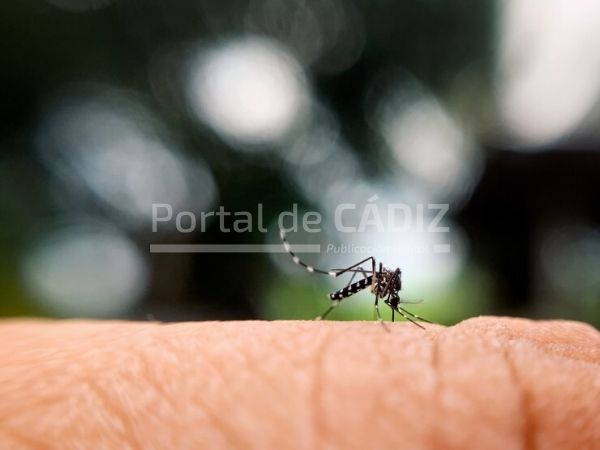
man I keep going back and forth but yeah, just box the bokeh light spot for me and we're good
[187,36,309,147]
[371,75,481,203]
[22,224,149,317]
[498,0,600,146]
[37,86,217,230]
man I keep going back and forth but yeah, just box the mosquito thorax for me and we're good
[372,268,400,295]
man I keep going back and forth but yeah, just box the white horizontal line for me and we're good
[150,244,321,253]
[433,244,451,253]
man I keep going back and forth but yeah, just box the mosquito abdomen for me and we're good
[329,275,373,300]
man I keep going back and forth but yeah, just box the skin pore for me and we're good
[0,316,599,449]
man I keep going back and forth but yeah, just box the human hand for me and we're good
[1,317,599,449]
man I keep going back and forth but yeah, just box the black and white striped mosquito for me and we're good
[280,230,432,328]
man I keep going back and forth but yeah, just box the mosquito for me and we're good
[280,230,433,329]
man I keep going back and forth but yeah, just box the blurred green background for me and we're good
[1,0,599,326]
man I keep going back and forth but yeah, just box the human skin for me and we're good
[0,317,599,450]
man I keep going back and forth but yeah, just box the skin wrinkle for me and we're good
[501,345,535,450]
[0,388,65,424]
[461,319,600,365]
[461,330,529,450]
[82,335,169,449]
[310,326,333,450]
[119,339,204,450]
[506,339,600,449]
[172,321,310,450]
[216,328,282,448]
[185,370,253,450]
[428,331,442,450]
[316,325,355,450]
[155,324,262,448]
[69,346,152,448]
[247,324,317,450]
[76,372,139,450]
[514,338,599,366]
[317,322,438,450]
[0,426,45,449]
[178,374,248,450]
[433,324,529,450]
[81,340,169,449]
[1,318,600,449]
[372,324,423,442]
[460,318,600,450]
[0,360,90,434]
[154,327,250,450]
[0,335,93,425]
[463,323,533,450]
[218,324,288,450]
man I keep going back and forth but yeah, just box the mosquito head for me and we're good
[373,267,402,297]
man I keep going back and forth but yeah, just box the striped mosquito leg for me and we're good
[279,229,332,276]
[328,266,371,285]
[329,256,376,278]
[373,296,383,322]
[315,301,340,320]
[393,307,425,329]
[344,266,369,289]
[351,267,370,284]
[398,307,433,324]
[373,294,390,332]
[345,270,358,287]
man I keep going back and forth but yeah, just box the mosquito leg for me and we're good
[378,265,396,299]
[345,270,358,287]
[393,307,425,329]
[398,307,434,324]
[315,301,340,320]
[330,257,376,278]
[383,290,396,323]
[328,267,371,287]
[375,262,388,295]
[373,261,392,329]
[373,295,382,321]
[359,267,370,280]
[373,292,390,332]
